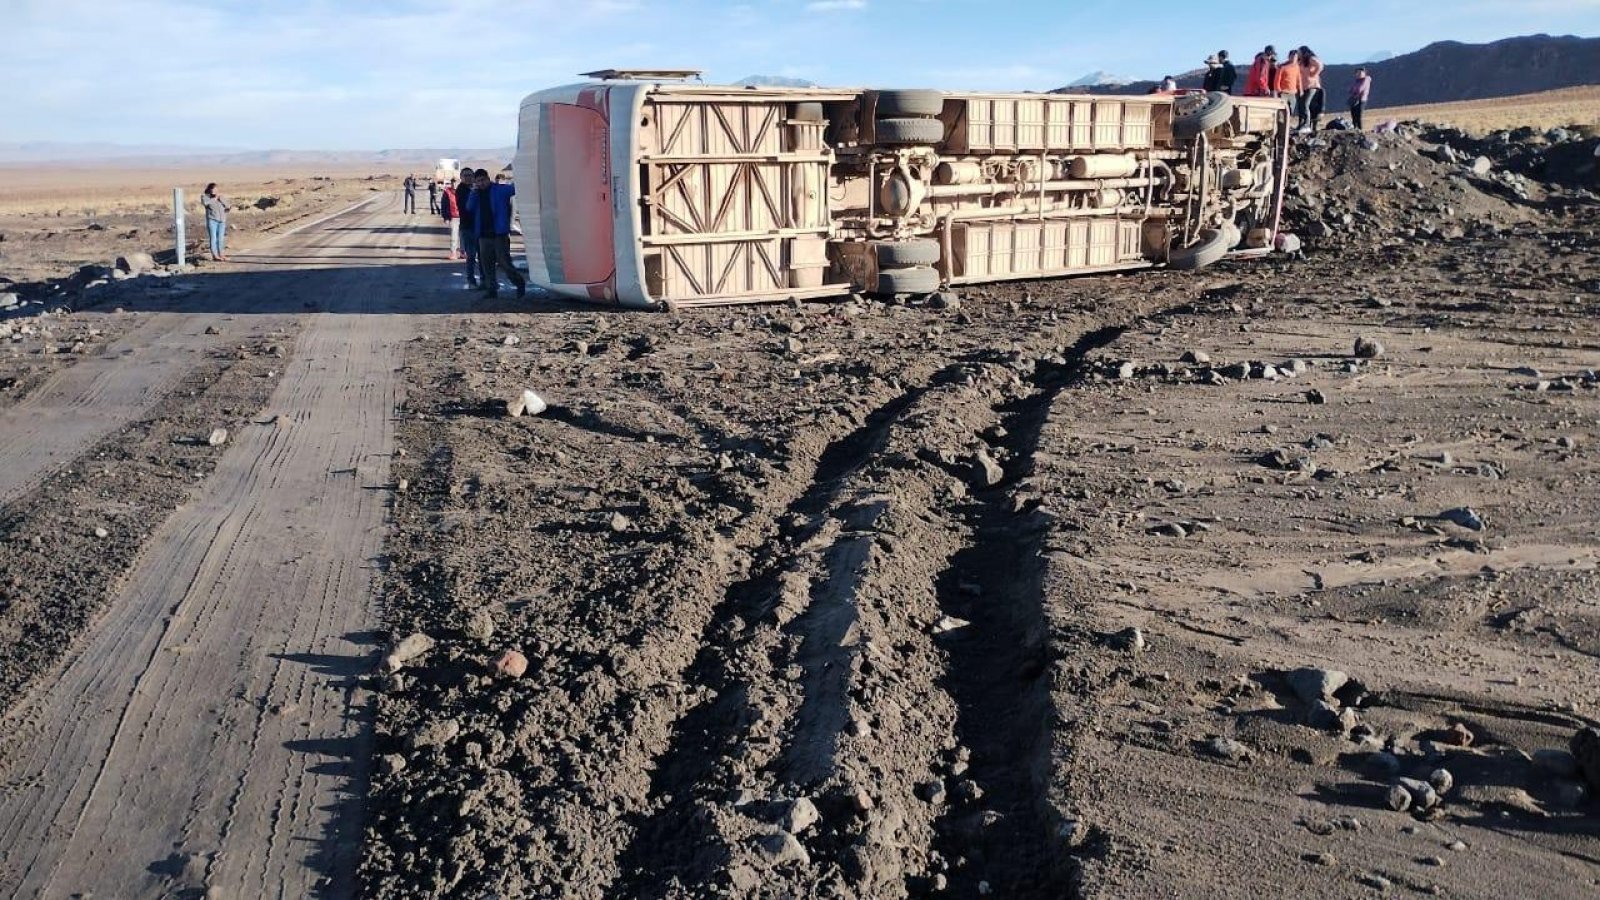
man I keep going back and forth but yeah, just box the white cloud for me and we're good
[805,0,866,10]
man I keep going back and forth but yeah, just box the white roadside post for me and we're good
[173,187,186,267]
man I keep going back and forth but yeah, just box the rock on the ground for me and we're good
[778,797,820,834]
[971,448,1004,487]
[1285,667,1349,704]
[1572,727,1600,789]
[115,252,157,274]
[505,389,548,418]
[1353,336,1386,359]
[752,831,809,866]
[493,649,529,678]
[1198,735,1251,762]
[382,632,435,672]
[206,428,229,447]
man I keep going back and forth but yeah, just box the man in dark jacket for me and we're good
[456,173,480,288]
[464,168,527,299]
[403,174,417,214]
[427,178,439,214]
[1204,51,1238,93]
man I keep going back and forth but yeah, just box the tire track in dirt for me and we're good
[0,193,448,898]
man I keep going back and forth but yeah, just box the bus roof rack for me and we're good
[581,68,703,81]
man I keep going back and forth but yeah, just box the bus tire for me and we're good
[876,117,946,146]
[1172,92,1233,139]
[873,238,941,267]
[1169,229,1232,271]
[875,89,944,118]
[876,265,941,295]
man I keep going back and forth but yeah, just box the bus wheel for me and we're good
[1173,92,1233,139]
[1169,228,1232,271]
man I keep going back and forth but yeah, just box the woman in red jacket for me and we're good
[1244,45,1276,97]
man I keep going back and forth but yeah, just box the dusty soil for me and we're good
[0,127,1595,899]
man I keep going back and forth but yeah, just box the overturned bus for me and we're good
[513,69,1289,309]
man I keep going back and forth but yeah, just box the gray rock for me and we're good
[1469,156,1493,176]
[1436,507,1485,531]
[753,831,809,866]
[1305,389,1327,405]
[917,780,947,803]
[971,448,1004,487]
[779,797,820,833]
[1428,768,1454,795]
[1198,735,1251,762]
[1285,667,1350,704]
[1531,748,1579,779]
[1361,873,1393,892]
[782,336,804,354]
[1181,350,1211,364]
[1353,336,1386,359]
[464,609,496,641]
[206,427,229,447]
[930,292,961,311]
[1396,777,1439,809]
[1384,784,1412,811]
[1111,626,1146,652]
[1115,361,1136,380]
[609,512,633,533]
[382,632,435,672]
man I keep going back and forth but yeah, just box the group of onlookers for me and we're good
[437,168,527,299]
[1154,45,1373,133]
[1243,46,1374,132]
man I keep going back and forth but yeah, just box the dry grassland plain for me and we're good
[1375,84,1600,135]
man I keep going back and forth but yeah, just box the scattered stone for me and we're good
[1396,777,1440,810]
[1436,508,1484,532]
[493,649,529,678]
[779,797,820,834]
[206,427,229,447]
[204,325,222,335]
[1419,855,1444,867]
[971,448,1004,487]
[752,831,809,866]
[1285,667,1349,704]
[930,291,961,311]
[1428,768,1453,795]
[378,753,407,774]
[396,478,409,492]
[1306,851,1336,866]
[1198,735,1251,762]
[609,512,632,533]
[1360,873,1393,892]
[1384,785,1412,812]
[931,615,971,635]
[381,632,435,673]
[1573,727,1600,790]
[502,334,520,346]
[1111,626,1146,652]
[1443,721,1476,746]
[917,780,947,803]
[1469,156,1492,176]
[782,336,804,354]
[92,526,110,540]
[848,787,875,812]
[1533,748,1579,779]
[505,389,548,418]
[1353,336,1386,359]
[1306,389,1327,405]
[1181,350,1211,364]
[1446,840,1467,852]
[1151,522,1188,538]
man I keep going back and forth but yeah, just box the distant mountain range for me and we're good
[0,143,514,169]
[1068,70,1135,87]
[1058,33,1600,107]
[736,75,818,88]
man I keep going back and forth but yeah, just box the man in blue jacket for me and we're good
[465,168,527,299]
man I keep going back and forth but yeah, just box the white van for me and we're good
[514,70,1288,309]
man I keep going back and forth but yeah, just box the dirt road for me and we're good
[0,193,472,897]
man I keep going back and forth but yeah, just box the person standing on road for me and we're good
[1348,67,1373,131]
[439,178,461,260]
[403,174,417,214]
[201,182,229,261]
[456,172,480,288]
[1275,49,1304,129]
[427,178,439,215]
[1244,45,1276,97]
[1298,46,1326,133]
[465,167,527,299]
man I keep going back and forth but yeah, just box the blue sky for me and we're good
[4,0,1597,150]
